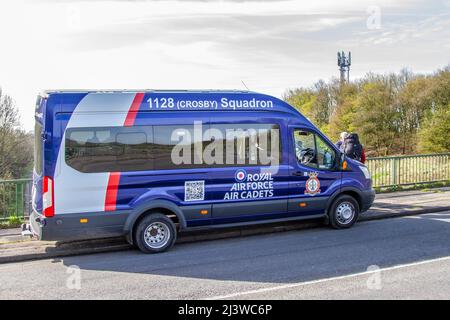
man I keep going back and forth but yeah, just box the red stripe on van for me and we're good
[105,172,121,211]
[124,92,145,126]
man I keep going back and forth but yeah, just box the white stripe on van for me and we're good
[54,93,137,214]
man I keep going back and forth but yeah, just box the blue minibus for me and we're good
[25,90,375,253]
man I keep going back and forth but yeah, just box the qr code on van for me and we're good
[185,180,205,202]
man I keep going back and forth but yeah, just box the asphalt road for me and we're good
[0,211,449,300]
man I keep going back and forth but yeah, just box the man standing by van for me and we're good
[335,132,348,150]
[340,133,366,163]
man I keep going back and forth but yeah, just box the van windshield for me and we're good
[34,121,43,175]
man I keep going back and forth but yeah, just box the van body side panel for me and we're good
[208,165,290,222]
[29,90,375,243]
[54,93,137,214]
[116,169,213,228]
[112,112,291,227]
[48,94,88,176]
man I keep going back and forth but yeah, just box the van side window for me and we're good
[315,135,336,170]
[65,123,281,173]
[66,126,154,173]
[153,125,209,170]
[293,130,336,170]
[294,130,317,167]
[210,124,280,167]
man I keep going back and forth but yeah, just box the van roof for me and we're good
[41,89,305,119]
[40,89,253,96]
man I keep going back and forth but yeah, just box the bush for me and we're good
[0,216,24,229]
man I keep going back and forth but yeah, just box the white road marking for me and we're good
[404,214,450,223]
[206,256,450,300]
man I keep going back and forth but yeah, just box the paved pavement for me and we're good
[0,228,21,237]
[368,187,450,217]
[0,211,448,299]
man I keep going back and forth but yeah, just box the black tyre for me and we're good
[135,213,177,253]
[328,195,359,229]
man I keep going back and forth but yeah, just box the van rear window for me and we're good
[66,126,154,173]
[65,124,280,173]
[34,122,43,175]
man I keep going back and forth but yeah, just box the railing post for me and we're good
[15,182,19,216]
[391,157,398,186]
[18,182,24,218]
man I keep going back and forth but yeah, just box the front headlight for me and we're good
[359,166,371,179]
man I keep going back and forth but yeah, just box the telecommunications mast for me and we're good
[337,51,351,83]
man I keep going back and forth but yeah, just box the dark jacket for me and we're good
[341,134,363,161]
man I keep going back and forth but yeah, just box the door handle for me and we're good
[292,171,304,176]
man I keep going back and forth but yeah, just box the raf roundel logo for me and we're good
[235,169,247,182]
[305,172,321,195]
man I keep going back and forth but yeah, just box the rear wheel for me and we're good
[328,195,359,229]
[135,213,177,253]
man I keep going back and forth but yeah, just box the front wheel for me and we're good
[328,195,359,229]
[135,213,177,253]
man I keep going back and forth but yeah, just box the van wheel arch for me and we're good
[326,188,363,215]
[125,204,185,245]
[327,194,360,229]
[323,188,362,226]
[340,190,362,210]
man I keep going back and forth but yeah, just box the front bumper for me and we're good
[360,188,376,212]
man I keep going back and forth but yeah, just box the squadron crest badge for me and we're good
[305,172,321,195]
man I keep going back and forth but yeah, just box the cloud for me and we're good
[62,13,361,51]
[357,12,450,46]
[40,0,425,53]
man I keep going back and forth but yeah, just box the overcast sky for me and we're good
[0,0,449,131]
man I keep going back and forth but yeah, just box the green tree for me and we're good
[0,89,33,179]
[350,79,401,156]
[414,68,450,153]
[311,80,331,131]
[283,87,317,120]
[328,82,358,142]
[284,66,450,156]
[395,76,427,153]
[283,82,334,135]
[417,104,450,153]
[430,67,450,107]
